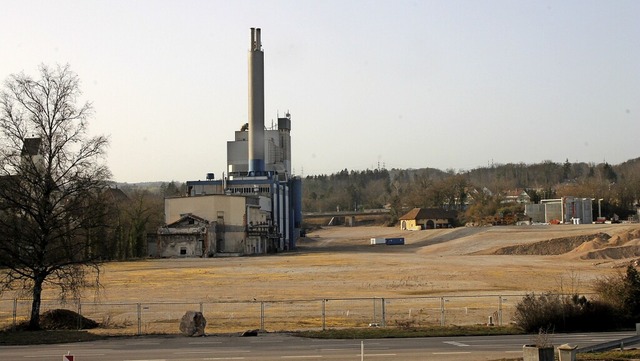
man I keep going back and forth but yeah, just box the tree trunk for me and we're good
[28,275,45,330]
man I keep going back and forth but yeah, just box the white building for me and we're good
[525,197,593,224]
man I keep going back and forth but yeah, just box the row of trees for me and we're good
[302,159,640,224]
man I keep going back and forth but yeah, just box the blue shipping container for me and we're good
[385,237,405,245]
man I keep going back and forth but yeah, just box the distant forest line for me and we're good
[301,157,640,225]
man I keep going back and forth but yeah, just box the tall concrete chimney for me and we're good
[248,27,265,174]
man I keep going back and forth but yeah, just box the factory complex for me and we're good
[150,28,302,258]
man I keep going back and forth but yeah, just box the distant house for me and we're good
[399,208,458,230]
[502,189,531,204]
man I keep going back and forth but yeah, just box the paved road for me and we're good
[0,331,635,361]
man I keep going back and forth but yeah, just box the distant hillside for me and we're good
[119,157,640,225]
[301,157,640,223]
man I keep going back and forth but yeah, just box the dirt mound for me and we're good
[493,233,610,256]
[580,238,640,259]
[581,244,640,260]
[575,229,640,260]
[41,309,99,330]
[13,309,98,330]
[491,228,640,260]
[607,229,640,245]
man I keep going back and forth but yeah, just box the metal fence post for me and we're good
[199,302,203,314]
[498,296,503,326]
[381,298,386,327]
[12,298,17,331]
[372,297,377,324]
[440,297,445,326]
[322,299,326,331]
[260,302,265,331]
[137,303,142,335]
[77,300,82,330]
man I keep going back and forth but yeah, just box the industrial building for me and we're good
[154,28,302,257]
[525,197,594,224]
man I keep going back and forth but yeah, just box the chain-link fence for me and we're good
[0,294,524,335]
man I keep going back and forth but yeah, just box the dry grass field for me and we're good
[87,223,640,302]
[4,223,640,334]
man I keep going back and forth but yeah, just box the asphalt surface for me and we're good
[0,331,636,361]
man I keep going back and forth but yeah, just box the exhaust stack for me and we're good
[248,27,265,174]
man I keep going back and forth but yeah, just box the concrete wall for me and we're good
[227,129,291,174]
[400,219,421,231]
[563,197,593,224]
[165,195,246,225]
[525,204,545,223]
[245,236,266,254]
[227,138,248,173]
[158,232,204,258]
[532,197,594,224]
[165,195,247,254]
[544,201,562,223]
[188,182,225,196]
[155,218,217,258]
[248,206,267,224]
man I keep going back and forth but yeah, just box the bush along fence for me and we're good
[0,294,526,335]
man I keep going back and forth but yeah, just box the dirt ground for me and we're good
[89,223,640,303]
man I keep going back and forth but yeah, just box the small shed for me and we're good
[399,208,457,230]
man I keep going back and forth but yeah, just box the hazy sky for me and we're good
[2,1,638,182]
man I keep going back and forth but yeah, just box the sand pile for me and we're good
[579,229,640,260]
[575,229,640,259]
[571,235,612,253]
[580,242,640,260]
[491,228,640,260]
[493,233,610,256]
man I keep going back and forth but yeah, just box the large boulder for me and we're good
[179,311,207,336]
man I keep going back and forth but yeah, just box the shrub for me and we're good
[513,292,620,333]
[593,264,640,326]
[514,292,561,333]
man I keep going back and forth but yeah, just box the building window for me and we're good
[180,247,187,255]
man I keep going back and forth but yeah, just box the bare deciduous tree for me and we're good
[0,64,110,330]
